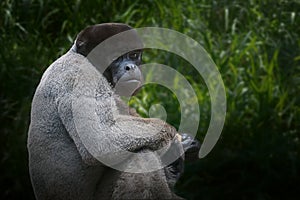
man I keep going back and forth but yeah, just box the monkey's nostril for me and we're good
[125,64,136,71]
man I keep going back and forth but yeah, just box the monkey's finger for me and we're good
[175,133,182,142]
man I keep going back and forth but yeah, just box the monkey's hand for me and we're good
[181,133,200,162]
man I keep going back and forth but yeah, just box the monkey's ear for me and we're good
[76,40,85,48]
[75,39,86,54]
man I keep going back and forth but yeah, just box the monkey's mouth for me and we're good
[115,78,142,97]
[122,79,141,83]
[118,78,142,86]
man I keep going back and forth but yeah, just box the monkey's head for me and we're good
[74,23,143,96]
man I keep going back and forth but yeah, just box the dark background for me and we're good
[1,0,300,199]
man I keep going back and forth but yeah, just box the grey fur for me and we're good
[27,49,183,199]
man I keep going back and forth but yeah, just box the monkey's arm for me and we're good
[115,98,200,161]
[115,95,200,188]
[56,59,176,166]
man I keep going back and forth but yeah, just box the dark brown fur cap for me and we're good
[76,23,137,56]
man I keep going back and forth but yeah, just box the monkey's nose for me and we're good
[125,64,137,71]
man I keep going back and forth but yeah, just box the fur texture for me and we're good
[27,50,182,199]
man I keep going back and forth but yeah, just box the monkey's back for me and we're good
[27,51,103,200]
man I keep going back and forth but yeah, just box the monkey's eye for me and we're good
[128,51,140,60]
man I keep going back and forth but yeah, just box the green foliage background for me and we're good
[1,0,300,199]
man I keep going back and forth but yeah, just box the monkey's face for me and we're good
[74,23,144,96]
[104,50,143,96]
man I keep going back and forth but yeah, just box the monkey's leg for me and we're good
[113,152,172,199]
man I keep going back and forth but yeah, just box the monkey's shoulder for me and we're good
[34,52,90,97]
